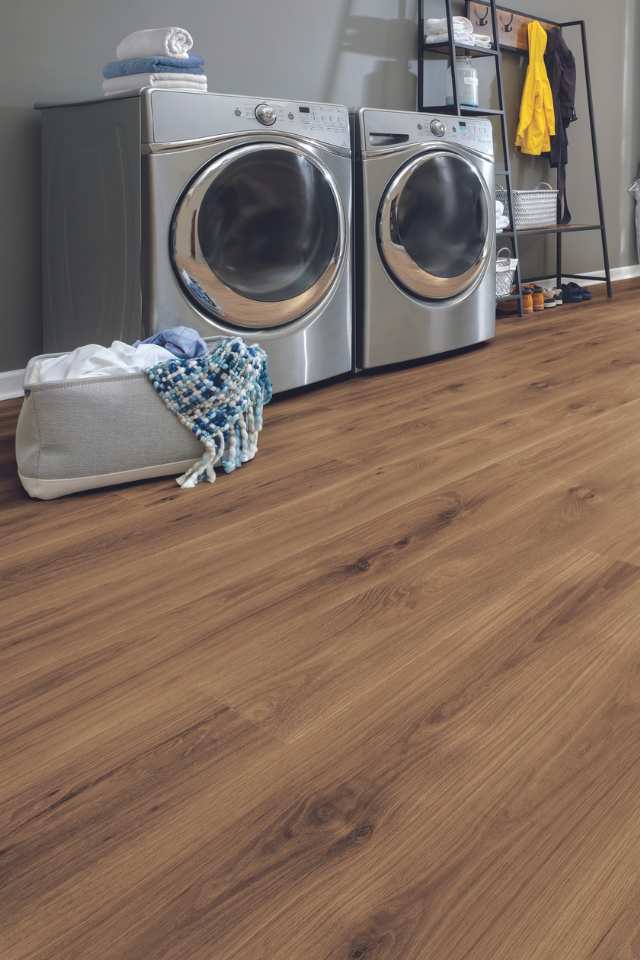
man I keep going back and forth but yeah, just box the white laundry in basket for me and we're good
[29,341,174,384]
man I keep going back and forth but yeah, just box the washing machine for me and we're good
[38,90,353,394]
[352,107,496,369]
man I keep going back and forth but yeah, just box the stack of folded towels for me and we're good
[102,27,207,97]
[424,16,492,48]
[496,200,510,232]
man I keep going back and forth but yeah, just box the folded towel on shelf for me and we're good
[473,33,493,47]
[425,33,474,45]
[496,201,510,230]
[103,54,204,78]
[425,16,473,37]
[424,16,474,43]
[103,73,208,95]
[116,27,194,60]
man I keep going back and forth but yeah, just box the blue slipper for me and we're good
[561,285,583,304]
[563,282,592,302]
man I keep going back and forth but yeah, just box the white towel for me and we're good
[473,33,493,47]
[425,16,473,39]
[425,33,475,45]
[102,73,208,96]
[116,27,194,60]
[496,200,505,217]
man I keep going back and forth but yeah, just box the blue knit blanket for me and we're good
[147,338,272,489]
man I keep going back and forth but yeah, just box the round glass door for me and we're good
[377,150,490,300]
[172,143,344,329]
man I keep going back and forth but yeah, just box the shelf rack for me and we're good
[417,1,612,316]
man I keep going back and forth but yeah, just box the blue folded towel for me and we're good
[103,55,205,79]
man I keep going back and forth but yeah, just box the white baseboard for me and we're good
[571,264,640,287]
[0,369,24,402]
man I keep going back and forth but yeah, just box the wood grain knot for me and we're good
[329,821,376,858]
[350,945,370,959]
[341,822,374,846]
[568,485,596,501]
[611,356,640,368]
[437,498,464,527]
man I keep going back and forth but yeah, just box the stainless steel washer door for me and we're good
[172,142,345,329]
[378,150,491,301]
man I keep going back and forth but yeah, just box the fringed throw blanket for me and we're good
[147,337,272,488]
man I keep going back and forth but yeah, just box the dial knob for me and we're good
[430,119,446,137]
[255,102,277,126]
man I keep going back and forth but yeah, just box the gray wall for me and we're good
[0,0,637,371]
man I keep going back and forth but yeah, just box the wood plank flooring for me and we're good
[3,294,640,958]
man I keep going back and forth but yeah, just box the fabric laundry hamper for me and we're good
[16,352,204,499]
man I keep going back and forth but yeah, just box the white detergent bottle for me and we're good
[446,57,479,108]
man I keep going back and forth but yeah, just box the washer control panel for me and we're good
[232,96,350,148]
[147,91,351,150]
[449,118,494,152]
[360,108,494,156]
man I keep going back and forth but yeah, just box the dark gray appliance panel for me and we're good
[40,98,142,353]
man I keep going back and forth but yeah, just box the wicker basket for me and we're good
[496,181,558,229]
[496,247,518,300]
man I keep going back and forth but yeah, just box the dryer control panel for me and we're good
[357,108,494,157]
[147,91,351,151]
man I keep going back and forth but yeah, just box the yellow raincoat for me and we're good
[515,20,556,155]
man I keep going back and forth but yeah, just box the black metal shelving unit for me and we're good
[417,0,612,316]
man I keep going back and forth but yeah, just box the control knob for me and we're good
[430,119,446,137]
[255,102,277,126]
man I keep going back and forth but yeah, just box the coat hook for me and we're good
[499,12,515,33]
[475,4,489,26]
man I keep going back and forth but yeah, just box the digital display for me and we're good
[299,106,311,114]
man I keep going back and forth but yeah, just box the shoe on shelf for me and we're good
[531,287,545,312]
[543,287,562,308]
[520,284,544,313]
[497,295,520,315]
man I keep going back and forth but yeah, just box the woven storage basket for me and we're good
[496,247,518,300]
[496,181,558,229]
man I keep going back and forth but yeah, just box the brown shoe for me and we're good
[532,287,545,312]
[497,295,519,315]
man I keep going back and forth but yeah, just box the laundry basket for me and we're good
[496,182,558,229]
[496,247,518,300]
[15,350,208,499]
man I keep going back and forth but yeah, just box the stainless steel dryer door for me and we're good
[172,142,345,329]
[377,149,491,301]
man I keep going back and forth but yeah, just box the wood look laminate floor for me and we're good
[3,295,640,959]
